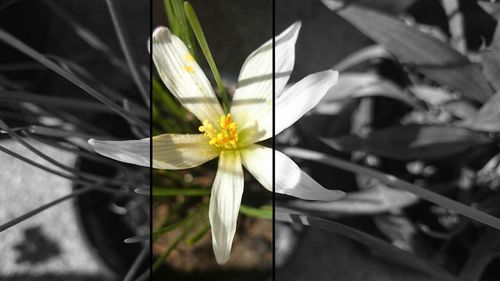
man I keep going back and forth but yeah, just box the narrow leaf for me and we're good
[481,21,500,91]
[321,72,418,108]
[152,187,210,197]
[240,205,272,220]
[322,124,491,160]
[283,147,500,231]
[187,222,210,246]
[458,230,500,281]
[184,2,229,112]
[321,0,493,102]
[465,92,500,132]
[276,208,457,281]
[290,182,418,215]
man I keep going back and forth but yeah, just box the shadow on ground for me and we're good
[13,226,61,265]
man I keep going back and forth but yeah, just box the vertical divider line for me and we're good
[149,0,154,278]
[272,0,276,279]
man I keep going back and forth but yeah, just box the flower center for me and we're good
[199,113,239,150]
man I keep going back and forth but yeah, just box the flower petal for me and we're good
[209,150,244,264]
[275,22,301,97]
[229,37,272,142]
[276,70,339,135]
[88,138,150,167]
[152,27,224,125]
[230,22,301,143]
[241,144,272,191]
[276,149,345,201]
[153,134,219,170]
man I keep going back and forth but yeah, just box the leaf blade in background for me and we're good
[478,2,500,19]
[458,229,500,281]
[276,208,457,281]
[320,72,419,108]
[333,44,390,71]
[321,124,491,160]
[321,0,493,103]
[480,21,500,91]
[465,92,500,132]
[283,147,500,231]
[290,182,418,215]
[410,85,455,105]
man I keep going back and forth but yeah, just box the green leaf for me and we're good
[152,220,196,272]
[240,205,272,220]
[184,1,229,113]
[321,0,493,103]
[152,204,207,240]
[152,221,184,240]
[187,222,210,246]
[153,73,187,119]
[152,187,210,197]
[164,0,197,57]
[321,124,491,160]
[163,0,179,34]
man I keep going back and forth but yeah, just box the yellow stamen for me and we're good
[199,114,239,149]
[184,65,194,73]
[185,53,195,62]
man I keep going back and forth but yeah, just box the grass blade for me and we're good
[152,187,210,197]
[123,244,149,281]
[240,205,272,220]
[106,0,150,108]
[0,28,146,129]
[284,147,500,231]
[275,207,457,281]
[184,2,229,112]
[41,0,129,74]
[0,185,95,232]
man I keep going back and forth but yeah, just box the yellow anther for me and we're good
[184,65,195,73]
[199,114,239,149]
[185,53,195,62]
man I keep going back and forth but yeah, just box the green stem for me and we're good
[153,187,210,197]
[184,1,229,113]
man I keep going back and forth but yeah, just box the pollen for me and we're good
[184,65,195,73]
[185,53,195,62]
[199,114,239,149]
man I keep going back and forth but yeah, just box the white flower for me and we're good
[88,22,343,264]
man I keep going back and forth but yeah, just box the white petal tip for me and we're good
[152,26,170,38]
[322,190,346,201]
[291,21,302,31]
[215,254,230,265]
[87,138,150,167]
